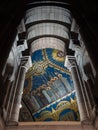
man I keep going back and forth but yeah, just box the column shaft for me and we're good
[2,80,12,120]
[9,66,26,125]
[65,56,88,122]
[70,67,88,121]
[86,80,96,119]
[6,68,21,123]
[86,79,95,108]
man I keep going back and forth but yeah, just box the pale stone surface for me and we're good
[9,66,27,125]
[5,122,82,130]
[2,121,96,130]
[69,36,96,120]
[18,19,26,34]
[31,37,66,53]
[71,18,79,33]
[65,56,88,122]
[27,23,69,40]
[8,57,32,125]
[25,6,72,25]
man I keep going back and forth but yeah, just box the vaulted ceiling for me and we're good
[0,0,98,73]
[0,0,98,122]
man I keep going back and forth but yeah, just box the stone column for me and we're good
[65,56,88,122]
[6,68,21,124]
[86,79,96,119]
[8,56,32,125]
[2,80,12,120]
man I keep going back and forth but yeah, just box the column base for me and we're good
[81,119,94,126]
[6,121,18,126]
[0,110,4,130]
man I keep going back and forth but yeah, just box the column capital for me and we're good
[20,56,32,72]
[65,55,76,70]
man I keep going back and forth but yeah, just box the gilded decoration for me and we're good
[21,48,80,121]
[33,91,80,121]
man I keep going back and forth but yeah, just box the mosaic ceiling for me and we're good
[19,48,80,121]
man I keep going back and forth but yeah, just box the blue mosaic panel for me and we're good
[22,48,80,121]
[33,91,79,121]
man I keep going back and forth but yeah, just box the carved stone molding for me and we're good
[20,56,32,72]
[65,55,76,69]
